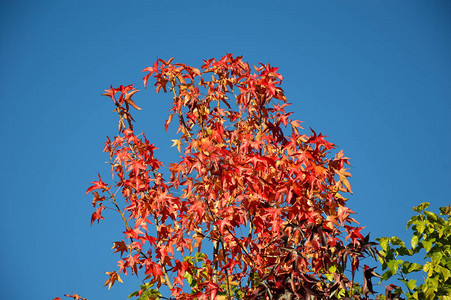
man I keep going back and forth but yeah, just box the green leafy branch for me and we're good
[377,203,451,300]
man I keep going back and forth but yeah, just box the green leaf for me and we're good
[378,251,388,269]
[406,279,417,291]
[190,279,198,288]
[441,266,450,281]
[424,262,433,277]
[382,270,393,281]
[329,265,337,273]
[183,255,194,261]
[402,261,411,274]
[408,263,423,273]
[411,234,419,249]
[337,288,346,297]
[422,239,434,252]
[234,290,244,298]
[423,283,435,300]
[379,237,389,252]
[184,271,193,285]
[416,222,426,235]
[439,205,451,216]
[387,259,403,275]
[397,246,411,256]
[384,249,395,261]
[147,288,162,299]
[195,252,207,261]
[414,202,430,212]
[437,225,448,238]
[428,276,439,291]
[425,211,438,222]
[431,251,443,262]
[444,248,451,258]
[407,217,416,229]
[391,236,406,247]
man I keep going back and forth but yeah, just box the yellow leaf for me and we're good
[171,139,183,152]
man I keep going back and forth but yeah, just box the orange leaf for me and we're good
[104,271,124,290]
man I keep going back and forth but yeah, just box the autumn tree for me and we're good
[84,54,381,299]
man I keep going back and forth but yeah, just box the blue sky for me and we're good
[1,1,450,299]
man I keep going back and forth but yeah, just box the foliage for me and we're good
[377,203,451,300]
[80,54,383,299]
[53,293,88,300]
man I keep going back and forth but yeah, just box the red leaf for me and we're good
[63,294,87,300]
[142,61,159,88]
[86,174,108,194]
[112,241,128,256]
[91,205,105,225]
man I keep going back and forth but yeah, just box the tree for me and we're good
[377,203,451,300]
[81,54,381,299]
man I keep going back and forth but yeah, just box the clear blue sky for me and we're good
[1,1,450,299]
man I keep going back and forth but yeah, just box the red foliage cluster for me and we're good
[86,54,379,299]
